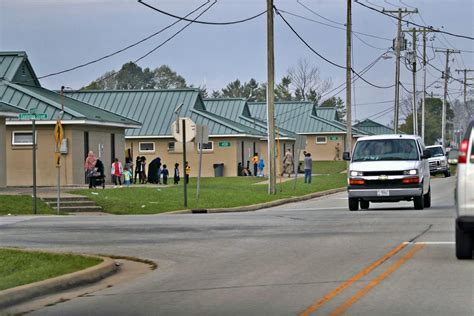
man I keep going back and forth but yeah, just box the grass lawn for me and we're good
[71,174,347,214]
[0,248,102,291]
[311,160,347,174]
[0,195,55,216]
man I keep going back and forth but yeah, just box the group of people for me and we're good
[84,151,190,189]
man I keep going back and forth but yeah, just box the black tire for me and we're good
[455,222,473,259]
[360,200,369,209]
[423,187,431,208]
[414,194,424,210]
[444,170,451,177]
[349,198,359,211]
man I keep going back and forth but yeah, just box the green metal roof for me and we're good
[0,101,26,116]
[0,81,140,127]
[313,106,338,121]
[203,98,295,138]
[353,119,394,135]
[0,52,40,86]
[66,90,264,137]
[248,101,347,134]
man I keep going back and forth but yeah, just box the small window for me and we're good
[139,142,155,153]
[168,142,175,152]
[197,141,214,152]
[12,131,36,146]
[316,136,327,144]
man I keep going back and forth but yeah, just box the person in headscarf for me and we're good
[84,151,98,188]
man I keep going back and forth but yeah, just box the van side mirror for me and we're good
[422,150,431,159]
[343,152,351,161]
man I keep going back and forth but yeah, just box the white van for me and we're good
[343,134,431,211]
[455,121,474,259]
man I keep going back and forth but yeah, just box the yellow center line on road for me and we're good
[328,244,425,316]
[299,242,407,316]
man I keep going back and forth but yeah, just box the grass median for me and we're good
[0,196,56,216]
[0,248,102,291]
[71,173,347,214]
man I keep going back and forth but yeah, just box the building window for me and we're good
[168,142,175,152]
[197,141,214,152]
[139,142,155,153]
[316,136,327,144]
[12,131,36,145]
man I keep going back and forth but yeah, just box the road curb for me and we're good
[166,187,346,215]
[0,251,118,309]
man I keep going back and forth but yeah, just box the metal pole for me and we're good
[422,28,427,142]
[441,50,450,149]
[346,0,353,153]
[266,0,276,194]
[293,148,300,190]
[182,119,187,208]
[32,119,37,214]
[412,28,417,135]
[394,9,402,134]
[57,165,60,215]
[196,133,203,203]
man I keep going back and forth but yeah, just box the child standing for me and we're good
[162,164,169,185]
[174,163,180,184]
[111,158,123,187]
[185,161,191,184]
[258,158,265,177]
[123,167,132,187]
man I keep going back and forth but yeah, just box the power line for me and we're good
[137,0,266,25]
[275,7,395,89]
[90,1,217,86]
[354,0,474,41]
[296,0,345,26]
[37,1,210,80]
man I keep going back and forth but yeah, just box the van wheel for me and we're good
[360,200,369,209]
[349,198,359,211]
[423,187,431,208]
[414,195,424,210]
[456,222,473,259]
[444,170,451,177]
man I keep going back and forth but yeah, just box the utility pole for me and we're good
[455,69,474,114]
[267,0,276,194]
[421,28,427,142]
[411,28,417,135]
[346,0,352,154]
[436,48,460,149]
[383,7,418,133]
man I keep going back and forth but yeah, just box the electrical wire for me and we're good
[137,0,266,25]
[275,7,395,89]
[37,1,211,80]
[91,1,217,86]
[296,0,345,26]
[354,0,474,41]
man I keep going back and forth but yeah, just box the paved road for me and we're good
[1,177,472,315]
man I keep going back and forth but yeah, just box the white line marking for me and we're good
[403,241,455,245]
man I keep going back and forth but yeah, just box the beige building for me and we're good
[0,52,140,186]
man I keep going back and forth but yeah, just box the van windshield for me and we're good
[352,139,419,161]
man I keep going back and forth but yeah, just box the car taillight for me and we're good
[458,139,469,164]
[402,176,419,184]
[349,179,365,185]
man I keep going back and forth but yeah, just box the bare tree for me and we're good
[287,58,332,102]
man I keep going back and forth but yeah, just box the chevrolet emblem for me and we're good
[378,175,388,180]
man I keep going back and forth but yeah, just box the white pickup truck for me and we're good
[343,134,431,211]
[455,121,474,259]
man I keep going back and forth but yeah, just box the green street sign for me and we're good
[329,136,339,141]
[18,113,48,120]
[218,141,231,147]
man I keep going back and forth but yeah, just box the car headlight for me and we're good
[440,160,447,166]
[403,169,418,175]
[350,171,363,177]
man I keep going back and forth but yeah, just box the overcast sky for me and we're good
[1,0,473,125]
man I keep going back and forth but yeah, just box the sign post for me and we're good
[18,111,48,214]
[195,125,208,203]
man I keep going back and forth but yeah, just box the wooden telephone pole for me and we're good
[267,0,276,194]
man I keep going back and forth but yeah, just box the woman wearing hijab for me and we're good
[84,151,98,188]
